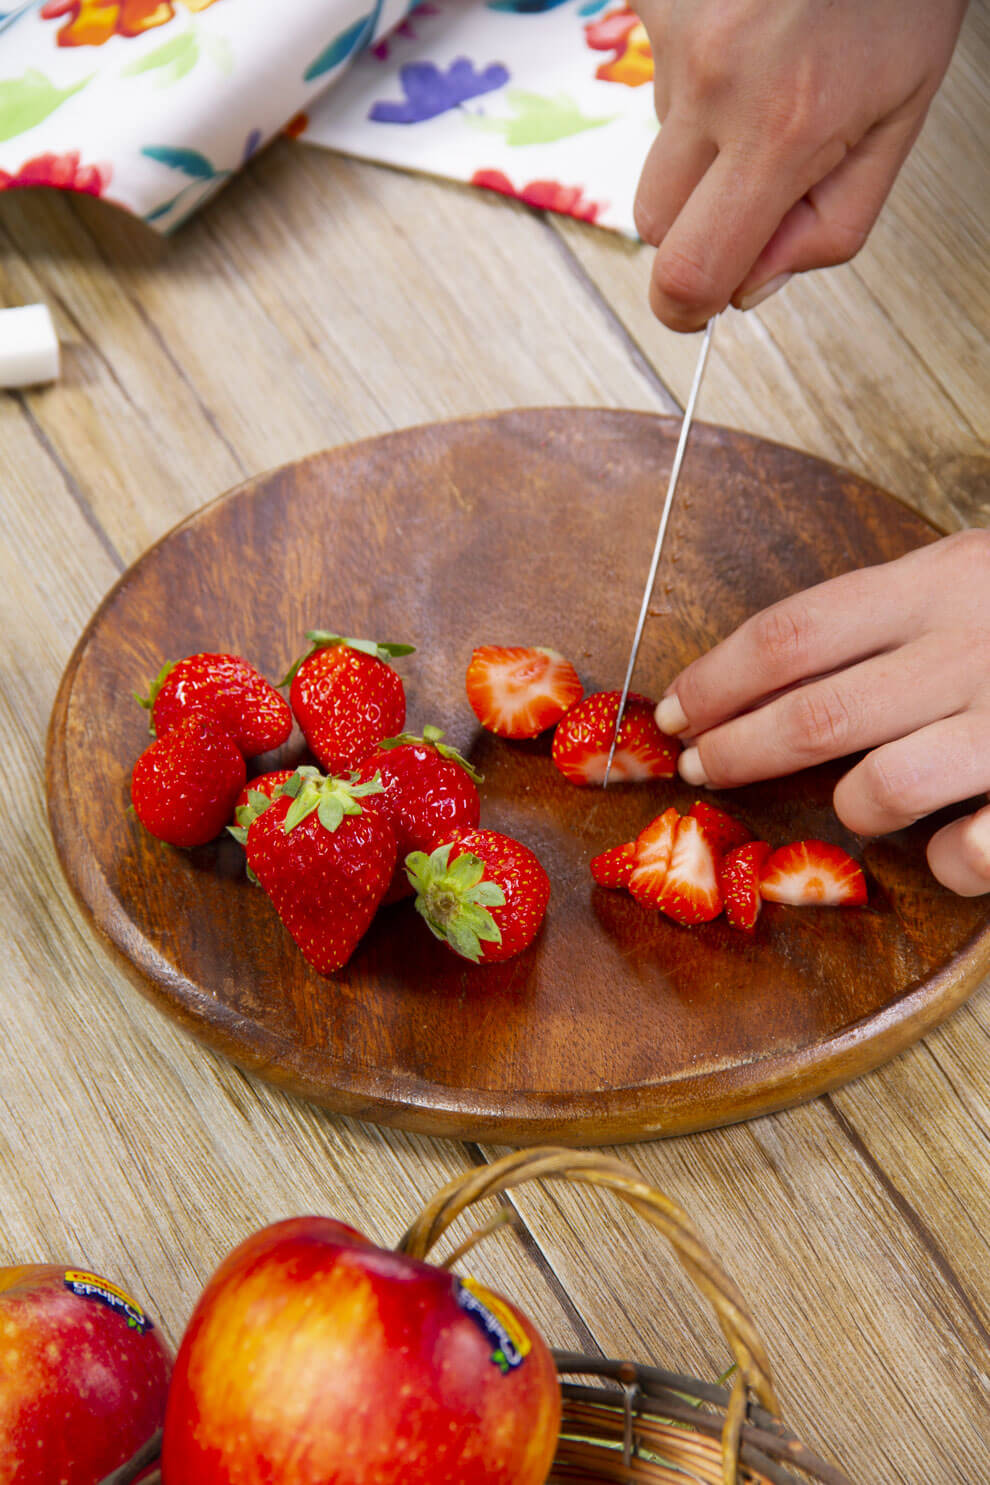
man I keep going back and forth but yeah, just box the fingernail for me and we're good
[655,694,689,735]
[678,747,708,787]
[736,272,793,312]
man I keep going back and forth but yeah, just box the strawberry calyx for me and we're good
[404,842,506,963]
[378,724,483,784]
[279,631,416,687]
[227,785,283,846]
[276,765,386,834]
[133,660,177,734]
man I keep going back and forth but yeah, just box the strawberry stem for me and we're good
[280,766,385,834]
[132,660,176,735]
[405,843,505,963]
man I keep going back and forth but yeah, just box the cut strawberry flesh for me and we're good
[590,841,637,889]
[655,815,722,925]
[466,645,583,739]
[760,840,867,907]
[552,692,679,786]
[628,807,680,906]
[719,840,772,931]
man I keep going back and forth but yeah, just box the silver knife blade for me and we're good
[603,315,716,787]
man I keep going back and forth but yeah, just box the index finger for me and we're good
[655,559,925,740]
[646,146,803,330]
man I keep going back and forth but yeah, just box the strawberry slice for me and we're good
[760,840,868,907]
[551,691,680,786]
[719,840,772,931]
[628,807,680,907]
[590,841,637,889]
[689,800,754,857]
[655,815,722,925]
[466,646,583,739]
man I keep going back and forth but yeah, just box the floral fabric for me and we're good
[0,0,656,233]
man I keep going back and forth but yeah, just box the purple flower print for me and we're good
[369,58,510,124]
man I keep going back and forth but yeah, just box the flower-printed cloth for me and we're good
[0,0,656,233]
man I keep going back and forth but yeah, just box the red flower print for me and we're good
[471,169,605,224]
[0,151,112,197]
[585,6,654,87]
[41,0,225,48]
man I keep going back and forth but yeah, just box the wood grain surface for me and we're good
[1,3,987,1479]
[47,412,990,1145]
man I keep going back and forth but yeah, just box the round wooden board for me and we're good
[47,410,990,1145]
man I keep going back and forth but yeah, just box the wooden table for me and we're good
[1,6,987,1479]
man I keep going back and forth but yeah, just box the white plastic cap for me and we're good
[0,304,60,388]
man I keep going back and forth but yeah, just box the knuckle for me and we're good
[941,526,990,572]
[786,685,854,758]
[752,603,813,677]
[857,747,922,822]
[652,246,717,312]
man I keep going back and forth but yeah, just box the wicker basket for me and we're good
[399,1148,854,1485]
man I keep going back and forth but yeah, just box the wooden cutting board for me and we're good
[46,410,990,1145]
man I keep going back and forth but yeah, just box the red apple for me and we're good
[0,1263,172,1484]
[161,1217,561,1483]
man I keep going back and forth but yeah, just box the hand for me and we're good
[654,530,990,895]
[633,0,968,330]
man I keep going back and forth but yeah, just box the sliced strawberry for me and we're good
[719,840,772,931]
[466,646,583,739]
[590,841,637,889]
[551,691,680,786]
[760,840,868,907]
[688,800,754,857]
[655,815,722,925]
[628,807,680,907]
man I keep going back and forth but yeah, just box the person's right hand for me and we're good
[633,0,969,331]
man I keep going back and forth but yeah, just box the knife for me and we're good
[602,315,716,787]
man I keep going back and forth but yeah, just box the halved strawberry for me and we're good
[628,807,680,907]
[719,840,772,931]
[760,840,867,907]
[466,646,583,739]
[689,800,754,857]
[655,815,722,925]
[551,691,680,786]
[590,841,637,889]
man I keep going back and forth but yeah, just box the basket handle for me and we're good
[398,1146,780,1485]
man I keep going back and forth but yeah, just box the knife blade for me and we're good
[603,315,716,787]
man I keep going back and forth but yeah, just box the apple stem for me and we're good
[437,1206,518,1271]
[98,1430,162,1485]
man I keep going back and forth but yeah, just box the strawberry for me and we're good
[131,714,246,848]
[245,767,397,975]
[628,806,681,907]
[136,653,292,757]
[465,645,583,739]
[551,691,680,786]
[688,800,754,857]
[228,770,295,854]
[353,726,482,903]
[719,840,772,931]
[760,840,868,907]
[281,631,414,775]
[654,814,722,925]
[405,828,550,963]
[590,841,637,889]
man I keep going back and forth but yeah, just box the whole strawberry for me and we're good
[281,631,414,774]
[406,828,549,964]
[552,691,680,786]
[245,767,397,975]
[131,714,246,848]
[136,653,292,757]
[353,726,482,903]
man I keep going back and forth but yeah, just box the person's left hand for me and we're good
[654,530,990,895]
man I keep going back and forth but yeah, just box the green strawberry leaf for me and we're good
[379,725,483,783]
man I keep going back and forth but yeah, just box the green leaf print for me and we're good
[0,69,91,144]
[470,90,614,147]
[121,30,199,88]
[141,145,217,179]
